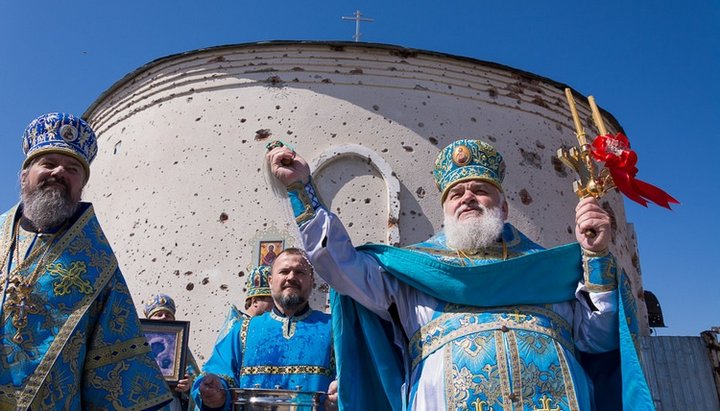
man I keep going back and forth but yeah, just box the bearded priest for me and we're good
[266,138,654,411]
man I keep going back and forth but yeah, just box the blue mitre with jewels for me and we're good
[22,112,98,178]
[144,293,176,318]
[433,139,505,201]
[245,265,271,300]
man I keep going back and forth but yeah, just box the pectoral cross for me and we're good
[534,395,560,411]
[6,295,40,343]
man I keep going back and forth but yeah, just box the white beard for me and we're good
[443,205,505,251]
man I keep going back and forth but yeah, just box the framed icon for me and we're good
[259,240,284,266]
[140,319,190,387]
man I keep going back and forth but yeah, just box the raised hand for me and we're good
[575,197,611,252]
[265,142,311,187]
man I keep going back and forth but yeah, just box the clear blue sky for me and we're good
[1,1,717,336]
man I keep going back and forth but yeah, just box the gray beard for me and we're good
[21,183,79,232]
[443,205,505,251]
[278,293,307,312]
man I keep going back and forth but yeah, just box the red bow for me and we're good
[590,133,679,209]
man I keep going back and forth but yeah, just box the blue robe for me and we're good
[288,179,653,410]
[213,305,247,346]
[0,203,173,410]
[191,306,335,410]
[333,238,653,410]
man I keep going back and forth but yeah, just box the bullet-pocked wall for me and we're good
[83,41,648,360]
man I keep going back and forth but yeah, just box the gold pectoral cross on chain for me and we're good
[5,282,42,343]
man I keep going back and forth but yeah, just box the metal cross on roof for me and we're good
[341,10,374,42]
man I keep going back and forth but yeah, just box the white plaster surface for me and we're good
[83,42,648,361]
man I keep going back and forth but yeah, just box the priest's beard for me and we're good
[21,179,79,232]
[279,294,307,312]
[443,204,505,251]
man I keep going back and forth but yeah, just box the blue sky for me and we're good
[1,1,717,336]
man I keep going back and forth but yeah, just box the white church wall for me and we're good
[83,42,647,360]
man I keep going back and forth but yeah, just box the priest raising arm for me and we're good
[265,138,654,411]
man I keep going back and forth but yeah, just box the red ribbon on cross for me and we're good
[590,133,679,209]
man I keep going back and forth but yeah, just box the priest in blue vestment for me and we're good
[0,113,173,410]
[265,139,654,410]
[214,265,274,345]
[192,248,336,410]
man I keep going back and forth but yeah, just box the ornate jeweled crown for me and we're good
[433,139,505,202]
[246,265,271,301]
[22,112,98,179]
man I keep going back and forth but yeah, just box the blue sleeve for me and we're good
[82,271,174,410]
[190,318,244,410]
[286,178,325,227]
[582,249,618,292]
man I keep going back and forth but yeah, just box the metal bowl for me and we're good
[232,387,324,411]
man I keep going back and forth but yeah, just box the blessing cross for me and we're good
[341,10,374,42]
